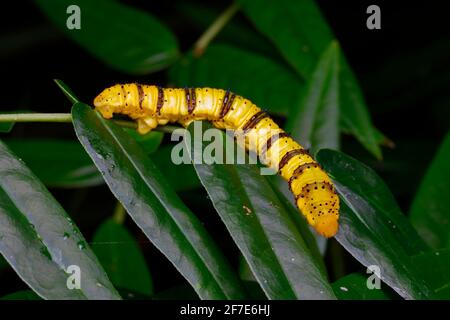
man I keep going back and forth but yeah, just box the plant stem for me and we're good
[0,112,181,134]
[0,113,72,123]
[193,2,239,57]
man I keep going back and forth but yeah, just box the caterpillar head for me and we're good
[93,85,124,119]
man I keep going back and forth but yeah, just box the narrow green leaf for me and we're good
[243,281,268,300]
[270,175,329,257]
[91,219,153,297]
[0,140,120,300]
[0,112,16,133]
[151,285,198,300]
[5,139,103,188]
[286,41,340,154]
[269,181,328,274]
[54,79,79,104]
[0,110,32,133]
[238,0,381,158]
[124,129,163,154]
[185,121,335,300]
[238,0,332,78]
[238,254,256,282]
[71,103,245,299]
[316,149,431,299]
[115,289,150,300]
[318,149,429,255]
[0,123,14,133]
[1,290,42,300]
[152,145,201,192]
[339,57,381,159]
[410,131,450,249]
[0,255,8,269]
[332,273,392,300]
[412,249,450,299]
[373,128,395,149]
[35,0,179,74]
[169,43,304,116]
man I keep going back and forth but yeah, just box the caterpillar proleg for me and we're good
[93,84,340,237]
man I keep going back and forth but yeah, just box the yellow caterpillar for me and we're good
[93,84,340,237]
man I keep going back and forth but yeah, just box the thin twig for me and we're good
[0,112,181,134]
[193,2,239,57]
[0,113,181,133]
[0,113,72,123]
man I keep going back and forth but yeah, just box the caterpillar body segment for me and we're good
[94,84,340,237]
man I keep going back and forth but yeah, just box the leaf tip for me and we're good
[54,79,80,105]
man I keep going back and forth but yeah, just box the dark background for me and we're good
[0,0,449,296]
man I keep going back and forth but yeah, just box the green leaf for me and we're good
[332,273,392,300]
[316,149,431,299]
[270,181,328,273]
[0,112,16,133]
[151,285,198,300]
[169,43,304,116]
[242,280,267,300]
[317,149,429,255]
[152,145,201,192]
[1,290,42,300]
[124,129,163,154]
[0,255,8,269]
[35,0,179,74]
[0,110,32,133]
[54,79,80,104]
[91,219,153,297]
[71,103,245,299]
[5,139,103,188]
[185,121,335,300]
[116,289,151,300]
[269,174,329,257]
[373,128,395,149]
[286,41,340,154]
[0,140,120,299]
[238,254,256,282]
[410,131,450,249]
[412,249,450,299]
[238,0,332,78]
[238,0,381,158]
[339,57,381,159]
